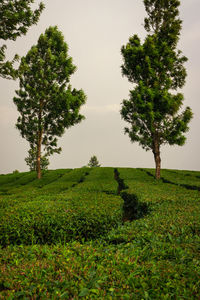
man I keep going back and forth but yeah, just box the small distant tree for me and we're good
[120,0,193,179]
[13,170,19,174]
[14,26,86,179]
[0,0,44,79]
[88,155,101,167]
[25,147,49,171]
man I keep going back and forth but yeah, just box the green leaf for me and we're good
[79,288,90,297]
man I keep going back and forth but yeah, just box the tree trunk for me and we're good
[36,133,42,179]
[154,150,161,180]
[153,138,161,180]
[37,101,43,179]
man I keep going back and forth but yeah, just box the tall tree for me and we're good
[120,0,192,179]
[14,26,86,179]
[0,0,44,79]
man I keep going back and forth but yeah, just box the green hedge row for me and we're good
[0,194,122,247]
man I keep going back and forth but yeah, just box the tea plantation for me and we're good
[0,167,200,299]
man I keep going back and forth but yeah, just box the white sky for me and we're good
[0,0,200,173]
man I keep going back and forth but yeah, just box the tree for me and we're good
[25,147,49,171]
[0,0,44,79]
[120,0,193,179]
[88,156,101,167]
[14,26,86,179]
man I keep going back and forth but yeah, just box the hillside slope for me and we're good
[0,167,200,298]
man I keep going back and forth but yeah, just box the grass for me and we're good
[0,167,200,299]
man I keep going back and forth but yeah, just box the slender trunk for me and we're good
[37,101,43,179]
[36,133,42,179]
[154,150,161,180]
[153,137,161,180]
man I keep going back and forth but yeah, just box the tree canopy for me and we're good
[14,26,86,179]
[120,0,192,179]
[0,0,44,79]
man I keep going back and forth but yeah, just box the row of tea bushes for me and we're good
[0,167,200,298]
[0,221,199,299]
[0,168,122,246]
[0,196,122,246]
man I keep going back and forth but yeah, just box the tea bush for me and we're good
[0,196,122,247]
[0,168,122,247]
[0,167,200,298]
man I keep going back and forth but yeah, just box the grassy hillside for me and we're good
[0,167,200,299]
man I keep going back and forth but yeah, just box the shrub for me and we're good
[0,194,122,247]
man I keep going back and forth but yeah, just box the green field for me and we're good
[0,167,200,299]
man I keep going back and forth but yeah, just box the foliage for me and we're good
[120,0,193,179]
[0,167,200,298]
[0,168,122,246]
[160,169,200,190]
[12,170,19,174]
[13,26,86,178]
[25,147,49,171]
[0,198,121,246]
[0,0,44,79]
[88,155,101,167]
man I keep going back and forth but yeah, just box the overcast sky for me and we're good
[0,0,200,174]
